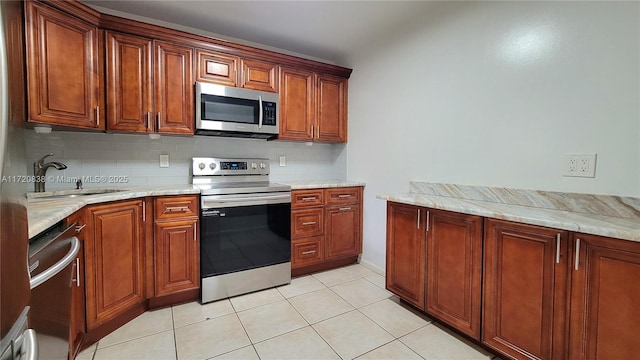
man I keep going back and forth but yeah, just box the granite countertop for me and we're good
[27,179,366,239]
[282,180,366,190]
[378,182,640,243]
[27,185,200,239]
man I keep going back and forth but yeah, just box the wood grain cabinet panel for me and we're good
[292,208,324,238]
[482,219,568,360]
[154,41,194,134]
[325,204,361,260]
[325,187,360,205]
[426,209,482,340]
[154,220,199,297]
[25,1,103,129]
[292,237,324,269]
[196,49,238,87]
[291,189,323,208]
[279,67,315,141]
[106,31,152,132]
[84,200,144,330]
[568,233,640,360]
[316,74,347,142]
[155,196,198,220]
[386,202,426,310]
[241,58,277,92]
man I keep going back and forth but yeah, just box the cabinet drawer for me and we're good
[325,187,361,205]
[292,208,324,238]
[292,237,324,268]
[292,189,324,208]
[155,196,198,220]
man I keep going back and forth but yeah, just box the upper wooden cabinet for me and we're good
[25,1,103,129]
[279,67,348,143]
[568,233,640,359]
[106,32,194,134]
[241,58,278,92]
[154,41,194,134]
[196,49,238,87]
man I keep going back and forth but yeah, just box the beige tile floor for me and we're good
[76,264,499,360]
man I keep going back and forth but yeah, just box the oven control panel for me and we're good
[192,157,269,176]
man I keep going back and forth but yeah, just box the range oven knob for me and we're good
[209,163,216,170]
[251,162,258,169]
[259,162,266,169]
[198,162,205,170]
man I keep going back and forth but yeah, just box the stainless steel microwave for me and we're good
[195,82,279,139]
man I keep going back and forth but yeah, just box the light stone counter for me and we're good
[282,180,366,190]
[378,182,640,243]
[27,185,200,239]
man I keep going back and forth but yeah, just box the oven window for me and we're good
[201,94,259,124]
[200,203,291,277]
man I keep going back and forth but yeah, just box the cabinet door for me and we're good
[106,31,152,133]
[316,74,347,143]
[568,233,640,360]
[154,220,199,297]
[25,2,102,129]
[278,67,314,141]
[196,49,238,87]
[67,212,86,358]
[84,200,144,330]
[325,205,361,260]
[386,202,426,310]
[154,41,194,134]
[483,219,568,360]
[241,58,277,92]
[426,209,482,340]
[292,236,324,269]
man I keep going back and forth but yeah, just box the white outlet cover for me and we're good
[563,153,596,178]
[279,156,286,167]
[160,154,169,168]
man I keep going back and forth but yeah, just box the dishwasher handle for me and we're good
[29,236,79,289]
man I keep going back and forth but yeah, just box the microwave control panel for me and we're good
[262,102,277,125]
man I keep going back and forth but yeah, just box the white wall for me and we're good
[346,1,640,271]
[25,131,346,190]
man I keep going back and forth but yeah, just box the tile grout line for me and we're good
[171,305,178,360]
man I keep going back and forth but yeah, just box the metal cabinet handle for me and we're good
[316,124,320,139]
[95,106,100,127]
[302,197,316,201]
[425,210,430,231]
[338,194,351,198]
[166,206,190,212]
[75,224,86,233]
[417,209,420,229]
[146,112,151,130]
[302,221,317,226]
[339,207,352,211]
[302,250,316,255]
[574,238,581,270]
[310,124,314,139]
[556,233,561,264]
[193,222,197,241]
[258,95,263,129]
[142,201,146,221]
[71,258,80,287]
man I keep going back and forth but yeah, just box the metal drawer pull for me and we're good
[302,221,317,225]
[75,224,86,233]
[417,209,420,229]
[302,250,316,255]
[194,223,197,241]
[71,258,80,287]
[574,238,581,270]
[302,197,316,201]
[556,233,561,264]
[166,206,190,212]
[338,194,351,198]
[426,210,430,231]
[95,106,100,127]
[339,207,352,211]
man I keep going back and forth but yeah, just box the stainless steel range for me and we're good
[192,157,291,303]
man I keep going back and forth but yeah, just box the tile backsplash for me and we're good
[25,131,347,191]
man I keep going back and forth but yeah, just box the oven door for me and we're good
[200,192,291,278]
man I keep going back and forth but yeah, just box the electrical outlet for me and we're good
[159,154,169,168]
[279,156,286,167]
[563,153,596,178]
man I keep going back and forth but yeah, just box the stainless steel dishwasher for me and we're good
[28,223,80,360]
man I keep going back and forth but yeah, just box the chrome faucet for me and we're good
[33,153,67,192]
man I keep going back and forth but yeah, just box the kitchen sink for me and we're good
[27,188,129,201]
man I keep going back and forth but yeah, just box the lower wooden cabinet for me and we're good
[66,211,86,358]
[426,209,482,340]
[482,219,569,360]
[152,195,200,300]
[84,200,145,330]
[568,233,640,359]
[291,187,363,274]
[385,202,425,310]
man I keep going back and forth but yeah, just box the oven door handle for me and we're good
[202,193,291,209]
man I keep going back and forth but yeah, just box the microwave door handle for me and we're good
[258,95,263,129]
